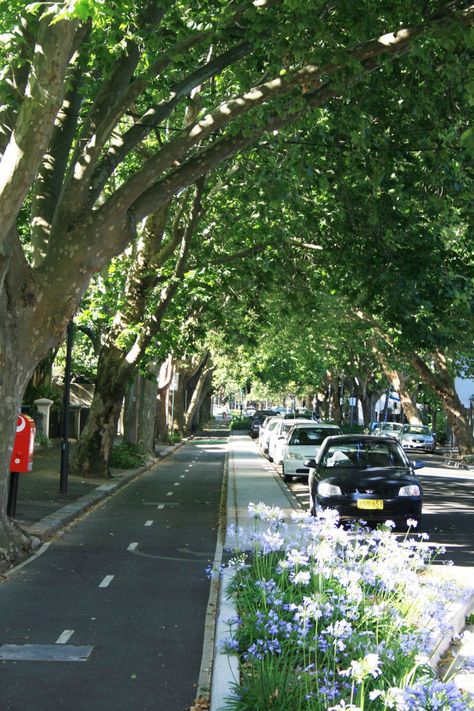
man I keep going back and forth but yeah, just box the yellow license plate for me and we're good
[357,499,384,510]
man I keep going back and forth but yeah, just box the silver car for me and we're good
[399,425,436,453]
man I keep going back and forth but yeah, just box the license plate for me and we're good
[357,499,384,510]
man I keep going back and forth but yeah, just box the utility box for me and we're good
[10,414,36,473]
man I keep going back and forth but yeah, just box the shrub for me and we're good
[230,416,252,430]
[109,442,147,469]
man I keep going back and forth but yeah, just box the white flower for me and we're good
[406,518,418,528]
[350,653,382,683]
[291,570,311,586]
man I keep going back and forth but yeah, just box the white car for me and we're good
[281,423,343,482]
[258,416,281,454]
[398,424,436,453]
[373,422,404,439]
[267,418,314,465]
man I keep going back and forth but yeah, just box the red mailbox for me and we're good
[10,414,36,473]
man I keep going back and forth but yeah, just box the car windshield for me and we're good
[380,422,403,431]
[289,427,341,446]
[402,425,431,435]
[320,441,406,469]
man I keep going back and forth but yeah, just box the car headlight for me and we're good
[398,485,421,497]
[318,481,342,497]
[287,452,304,460]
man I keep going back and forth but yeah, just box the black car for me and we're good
[306,435,423,526]
[249,410,278,439]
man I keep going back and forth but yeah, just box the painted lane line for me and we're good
[157,504,165,509]
[127,542,138,551]
[98,575,114,588]
[174,482,180,487]
[144,520,154,527]
[166,491,174,496]
[180,475,185,478]
[56,630,74,645]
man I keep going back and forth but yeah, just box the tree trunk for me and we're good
[137,375,158,454]
[185,360,213,432]
[326,373,342,425]
[412,351,474,455]
[0,291,41,567]
[72,345,131,477]
[378,361,423,424]
[156,357,173,442]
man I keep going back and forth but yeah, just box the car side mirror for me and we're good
[304,458,317,468]
[412,460,424,470]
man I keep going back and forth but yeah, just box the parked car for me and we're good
[398,424,436,453]
[307,434,423,527]
[372,422,404,439]
[258,416,281,454]
[281,423,342,482]
[249,410,278,439]
[267,418,314,464]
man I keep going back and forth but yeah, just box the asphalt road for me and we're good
[0,436,227,711]
[283,454,474,567]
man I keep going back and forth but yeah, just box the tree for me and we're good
[0,0,472,563]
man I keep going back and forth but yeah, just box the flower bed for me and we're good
[216,504,473,711]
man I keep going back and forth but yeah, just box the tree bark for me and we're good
[412,351,474,454]
[185,360,214,432]
[383,368,422,424]
[72,344,130,477]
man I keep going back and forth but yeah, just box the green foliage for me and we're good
[34,432,51,448]
[109,442,147,469]
[230,416,252,430]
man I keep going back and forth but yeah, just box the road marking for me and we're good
[98,575,114,588]
[56,630,74,645]
[180,475,185,479]
[158,504,165,509]
[144,520,153,526]
[166,491,174,496]
[127,542,138,551]
[0,644,93,662]
[174,482,180,487]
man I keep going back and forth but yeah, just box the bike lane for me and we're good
[0,436,227,711]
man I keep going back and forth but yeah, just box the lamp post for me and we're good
[60,319,74,494]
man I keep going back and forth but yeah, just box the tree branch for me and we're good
[0,14,80,246]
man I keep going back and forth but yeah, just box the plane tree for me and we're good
[0,0,473,563]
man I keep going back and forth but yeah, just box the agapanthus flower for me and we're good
[397,678,471,710]
[291,570,311,586]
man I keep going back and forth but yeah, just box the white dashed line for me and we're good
[174,483,180,487]
[157,504,165,509]
[166,491,174,496]
[144,520,153,527]
[98,575,114,589]
[55,630,74,645]
[127,542,138,551]
[180,475,185,479]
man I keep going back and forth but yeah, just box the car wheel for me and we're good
[282,465,292,483]
[267,453,273,462]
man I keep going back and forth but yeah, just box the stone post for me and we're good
[33,398,54,438]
